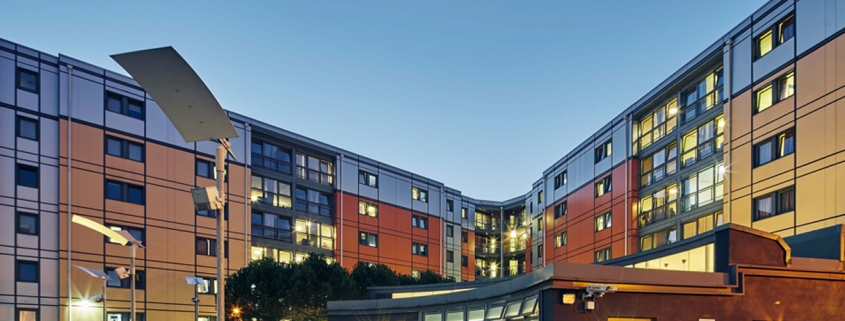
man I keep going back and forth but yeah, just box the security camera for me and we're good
[584,284,618,299]
[92,294,104,303]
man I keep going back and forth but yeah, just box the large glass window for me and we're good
[412,243,428,256]
[754,187,795,221]
[296,153,333,185]
[757,15,794,59]
[554,231,567,248]
[638,183,678,228]
[17,164,38,188]
[755,71,795,113]
[17,68,39,93]
[105,91,144,120]
[250,176,292,208]
[681,114,724,167]
[295,187,331,216]
[251,211,292,241]
[594,139,612,163]
[295,219,334,250]
[640,226,678,251]
[106,135,144,162]
[637,98,678,150]
[358,201,378,217]
[359,232,378,247]
[681,163,724,212]
[105,180,144,205]
[594,247,611,263]
[682,212,725,239]
[640,142,677,187]
[755,129,795,166]
[251,140,292,175]
[681,68,723,122]
[17,115,38,141]
[251,246,293,263]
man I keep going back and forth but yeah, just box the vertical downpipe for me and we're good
[244,123,251,264]
[338,154,343,266]
[67,65,74,321]
[440,187,444,276]
[624,115,630,256]
[499,206,503,277]
[725,39,733,223]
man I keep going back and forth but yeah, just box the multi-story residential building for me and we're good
[2,0,845,320]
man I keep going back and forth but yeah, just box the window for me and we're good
[17,164,38,188]
[197,278,218,294]
[680,115,725,166]
[636,98,678,151]
[16,260,38,282]
[17,212,38,235]
[107,268,145,289]
[16,115,38,140]
[251,246,293,263]
[537,217,542,231]
[105,180,144,204]
[755,129,795,166]
[446,199,454,212]
[17,308,37,321]
[595,212,612,232]
[251,140,292,175]
[757,15,794,59]
[412,270,421,279]
[595,176,611,197]
[412,243,428,256]
[461,231,468,243]
[105,136,144,162]
[197,204,226,219]
[447,225,454,237]
[196,237,220,256]
[196,159,214,178]
[358,201,378,217]
[554,171,568,189]
[594,247,611,263]
[554,232,567,248]
[682,212,725,239]
[640,226,678,251]
[412,215,428,229]
[107,312,146,321]
[105,92,144,120]
[461,255,468,267]
[359,232,378,247]
[537,191,544,203]
[295,219,334,250]
[296,153,333,185]
[755,71,794,113]
[537,245,543,258]
[295,187,331,216]
[638,183,679,228]
[17,67,38,93]
[251,211,292,241]
[754,187,795,221]
[553,202,567,218]
[447,250,454,263]
[106,225,144,244]
[412,187,428,202]
[640,142,677,187]
[680,68,723,122]
[461,207,468,219]
[251,175,292,208]
[358,170,378,187]
[595,139,612,163]
[681,163,724,212]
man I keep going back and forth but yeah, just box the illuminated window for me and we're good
[251,175,292,208]
[758,30,773,57]
[755,129,794,166]
[682,212,724,239]
[757,15,794,59]
[412,187,428,202]
[680,115,724,167]
[637,98,678,150]
[461,207,468,219]
[595,212,612,232]
[755,71,795,113]
[412,243,428,256]
[358,170,378,187]
[412,215,428,229]
[359,232,378,247]
[295,219,334,250]
[251,246,292,263]
[779,71,795,100]
[640,226,677,251]
[594,247,611,263]
[595,139,612,163]
[554,232,567,248]
[595,176,612,197]
[638,183,678,228]
[756,84,773,112]
[358,201,378,217]
[640,142,677,187]
[296,153,333,185]
[553,170,568,189]
[680,68,724,122]
[681,163,724,212]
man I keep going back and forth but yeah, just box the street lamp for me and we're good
[186,276,207,321]
[71,215,145,320]
[73,265,109,321]
[112,47,239,321]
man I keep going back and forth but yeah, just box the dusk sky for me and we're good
[2,0,765,200]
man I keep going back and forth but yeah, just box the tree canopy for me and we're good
[226,254,454,321]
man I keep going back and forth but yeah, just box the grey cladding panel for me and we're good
[731,37,753,95]
[360,185,378,201]
[753,38,795,82]
[395,179,412,208]
[145,100,194,150]
[412,199,428,213]
[429,189,441,217]
[17,89,38,112]
[196,140,218,157]
[230,126,247,164]
[0,108,13,150]
[40,118,58,158]
[65,75,104,126]
[0,57,14,105]
[378,174,396,205]
[341,161,359,193]
[797,0,826,55]
[40,68,59,116]
[106,112,144,137]
[612,126,627,166]
[39,165,58,204]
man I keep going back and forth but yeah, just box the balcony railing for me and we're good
[251,189,292,209]
[474,221,499,231]
[682,88,722,123]
[251,226,293,242]
[641,159,677,187]
[475,245,500,255]
[638,205,678,228]
[296,166,333,185]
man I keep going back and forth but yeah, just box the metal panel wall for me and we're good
[731,33,753,95]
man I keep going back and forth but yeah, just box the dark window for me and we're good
[554,202,567,218]
[358,170,378,187]
[197,205,227,219]
[105,180,144,205]
[595,212,612,232]
[359,232,378,247]
[251,140,292,175]
[196,237,227,257]
[461,231,468,243]
[105,136,144,162]
[295,153,334,185]
[106,225,144,244]
[107,268,145,289]
[16,116,38,140]
[594,247,611,263]
[756,14,794,59]
[17,212,38,235]
[755,129,795,166]
[412,215,428,229]
[537,191,544,203]
[554,171,568,189]
[294,187,332,216]
[16,260,38,282]
[461,255,468,267]
[105,92,144,120]
[446,199,454,212]
[412,187,428,203]
[196,159,214,178]
[447,225,454,237]
[595,176,612,197]
[17,164,38,188]
[537,217,542,231]
[537,245,543,258]
[412,243,428,256]
[754,187,795,221]
[446,250,454,263]
[251,211,292,241]
[17,68,38,93]
[595,140,612,163]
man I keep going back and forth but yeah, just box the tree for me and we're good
[350,262,399,298]
[225,258,291,321]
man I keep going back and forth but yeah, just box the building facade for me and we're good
[2,0,845,320]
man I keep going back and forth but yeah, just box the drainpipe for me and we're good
[725,39,733,224]
[244,123,251,264]
[440,187,444,276]
[542,190,546,267]
[338,154,343,266]
[67,65,74,321]
[625,115,630,256]
[499,206,503,277]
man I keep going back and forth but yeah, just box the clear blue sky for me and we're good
[2,0,765,201]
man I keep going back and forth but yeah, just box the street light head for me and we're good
[115,267,131,280]
[192,186,223,211]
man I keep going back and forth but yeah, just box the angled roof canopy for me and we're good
[111,47,238,143]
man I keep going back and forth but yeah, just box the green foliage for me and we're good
[228,254,454,320]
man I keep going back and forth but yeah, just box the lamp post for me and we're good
[112,47,240,321]
[186,276,206,321]
[73,265,109,321]
[71,215,145,320]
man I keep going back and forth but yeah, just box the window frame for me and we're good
[16,260,39,282]
[636,98,679,151]
[295,153,334,185]
[412,215,429,230]
[446,250,454,263]
[294,187,332,216]
[105,179,145,205]
[680,114,725,167]
[594,139,612,163]
[251,175,293,209]
[16,67,39,93]
[595,176,612,197]
[638,183,679,228]
[106,268,146,289]
[105,91,145,120]
[754,129,795,167]
[16,212,39,235]
[412,242,428,257]
[251,140,293,175]
[753,186,795,221]
[412,187,429,203]
[461,255,468,267]
[358,232,379,247]
[358,170,378,188]
[595,212,612,232]
[554,231,567,248]
[553,201,567,218]
[594,247,612,263]
[461,207,468,219]
[446,199,454,212]
[16,308,38,321]
[755,14,795,59]
[461,231,468,243]
[16,164,39,188]
[16,115,39,141]
[447,224,454,237]
[639,226,678,251]
[680,163,724,212]
[358,200,379,218]
[196,159,215,178]
[640,142,677,187]
[754,71,795,113]
[105,135,145,162]
[554,170,568,189]
[680,68,724,123]
[251,211,293,241]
